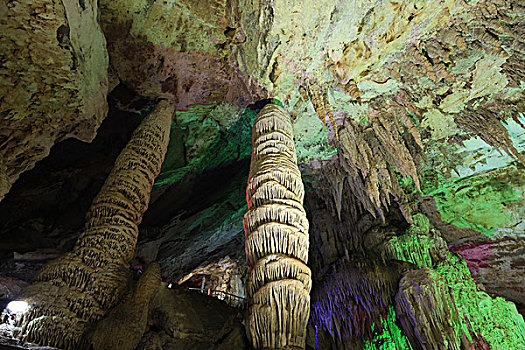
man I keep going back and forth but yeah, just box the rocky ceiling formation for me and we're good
[0,0,524,349]
[0,0,108,201]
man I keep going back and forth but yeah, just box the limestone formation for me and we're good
[449,232,525,307]
[92,262,161,350]
[302,79,339,141]
[14,100,173,349]
[0,0,108,201]
[337,108,423,221]
[0,155,9,202]
[139,284,248,349]
[244,104,311,349]
[395,268,466,350]
[310,261,403,342]
[98,0,267,110]
[1,0,525,349]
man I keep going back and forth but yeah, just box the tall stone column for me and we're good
[14,99,174,349]
[244,103,312,349]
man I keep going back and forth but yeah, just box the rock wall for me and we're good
[139,284,247,349]
[99,0,267,109]
[0,0,524,348]
[0,0,108,201]
[305,167,525,349]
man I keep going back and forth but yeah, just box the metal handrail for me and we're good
[188,287,247,307]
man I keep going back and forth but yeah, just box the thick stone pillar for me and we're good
[244,103,311,349]
[14,99,174,349]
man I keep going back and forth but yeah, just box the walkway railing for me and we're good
[188,287,247,308]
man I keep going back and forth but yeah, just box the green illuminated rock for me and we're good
[395,268,465,350]
[423,164,524,237]
[436,253,525,349]
[388,213,525,350]
[155,103,256,186]
[363,308,412,350]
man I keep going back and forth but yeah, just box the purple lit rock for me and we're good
[395,268,467,350]
[449,232,525,308]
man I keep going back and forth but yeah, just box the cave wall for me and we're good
[0,0,109,201]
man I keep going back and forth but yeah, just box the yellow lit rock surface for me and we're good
[244,104,311,349]
[0,0,108,201]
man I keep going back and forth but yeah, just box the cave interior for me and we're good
[0,0,524,349]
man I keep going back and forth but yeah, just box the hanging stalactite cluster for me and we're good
[244,103,311,349]
[14,100,173,349]
[454,101,525,164]
[300,78,339,141]
[310,260,404,343]
[337,105,424,221]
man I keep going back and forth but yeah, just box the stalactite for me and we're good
[92,262,161,350]
[343,79,362,104]
[14,99,174,349]
[337,106,423,221]
[302,79,339,140]
[322,89,339,142]
[310,261,403,343]
[244,103,311,349]
[454,103,525,164]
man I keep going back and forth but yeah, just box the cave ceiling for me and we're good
[92,0,525,235]
[2,0,524,221]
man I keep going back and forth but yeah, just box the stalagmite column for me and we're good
[244,103,312,349]
[14,100,174,349]
[92,262,162,350]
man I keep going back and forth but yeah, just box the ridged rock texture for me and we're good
[337,107,424,222]
[395,268,466,350]
[310,260,404,344]
[306,188,525,349]
[449,233,525,307]
[13,100,173,349]
[1,0,525,349]
[92,262,161,350]
[300,78,339,141]
[0,0,108,201]
[244,104,311,349]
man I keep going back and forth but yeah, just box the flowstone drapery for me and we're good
[14,100,173,349]
[244,103,311,349]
